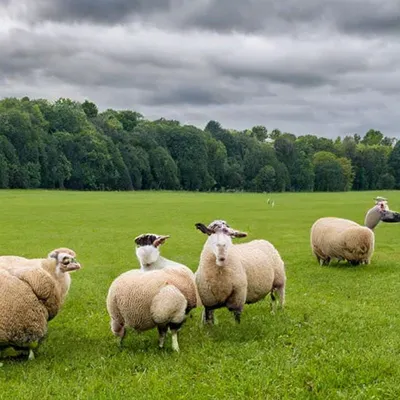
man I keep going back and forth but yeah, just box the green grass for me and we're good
[1,189,400,399]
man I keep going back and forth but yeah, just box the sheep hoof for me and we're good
[28,349,35,361]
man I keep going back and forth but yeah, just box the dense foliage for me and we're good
[0,97,399,192]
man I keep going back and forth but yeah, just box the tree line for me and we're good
[0,97,400,192]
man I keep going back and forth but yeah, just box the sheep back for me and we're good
[311,217,374,263]
[0,270,48,347]
[10,265,62,321]
[107,266,197,332]
[234,239,285,304]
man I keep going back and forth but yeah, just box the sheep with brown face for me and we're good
[194,220,286,325]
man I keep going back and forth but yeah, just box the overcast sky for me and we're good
[1,0,400,138]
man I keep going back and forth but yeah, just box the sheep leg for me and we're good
[157,326,168,349]
[227,305,243,324]
[28,349,35,361]
[111,319,126,347]
[170,330,179,352]
[203,307,215,325]
[169,323,183,352]
[231,309,241,323]
[270,291,277,314]
[321,257,331,266]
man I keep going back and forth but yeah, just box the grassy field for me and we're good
[0,189,400,399]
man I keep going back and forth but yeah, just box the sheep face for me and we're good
[56,252,81,272]
[136,245,160,269]
[134,233,170,270]
[195,221,247,267]
[209,232,233,267]
[48,248,81,273]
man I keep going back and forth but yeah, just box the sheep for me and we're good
[311,199,400,266]
[106,234,199,352]
[0,249,81,360]
[194,220,286,325]
[0,248,80,303]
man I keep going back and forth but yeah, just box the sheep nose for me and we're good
[219,257,225,262]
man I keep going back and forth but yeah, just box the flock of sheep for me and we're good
[1,197,399,360]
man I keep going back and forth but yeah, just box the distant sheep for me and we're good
[195,220,286,325]
[311,198,400,266]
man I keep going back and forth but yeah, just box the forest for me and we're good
[0,96,399,192]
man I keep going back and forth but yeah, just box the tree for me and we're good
[149,147,180,190]
[253,165,276,192]
[388,141,400,188]
[251,125,268,142]
[313,151,352,191]
[82,100,98,118]
[361,129,384,146]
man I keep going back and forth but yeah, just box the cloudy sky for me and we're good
[1,0,400,138]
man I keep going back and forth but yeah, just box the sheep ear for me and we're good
[195,223,213,235]
[230,231,248,238]
[48,250,59,259]
[153,235,170,247]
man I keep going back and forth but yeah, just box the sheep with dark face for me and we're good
[311,198,400,266]
[195,220,286,325]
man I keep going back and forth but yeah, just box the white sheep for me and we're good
[194,220,286,325]
[106,234,199,352]
[311,199,400,266]
[0,250,81,360]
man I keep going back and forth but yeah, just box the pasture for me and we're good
[0,189,400,399]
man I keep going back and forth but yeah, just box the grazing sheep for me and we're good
[0,250,81,360]
[107,234,199,352]
[195,220,286,325]
[311,199,400,266]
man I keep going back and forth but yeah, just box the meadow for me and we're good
[0,189,400,399]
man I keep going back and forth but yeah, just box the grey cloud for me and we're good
[1,1,400,138]
[8,0,400,39]
[31,0,172,24]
